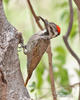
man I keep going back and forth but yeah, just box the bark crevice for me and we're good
[0,1,30,100]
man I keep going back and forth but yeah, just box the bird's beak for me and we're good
[39,16,49,33]
[39,16,49,28]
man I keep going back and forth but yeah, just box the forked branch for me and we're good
[63,0,80,99]
[73,0,80,10]
[63,0,80,66]
[27,0,43,30]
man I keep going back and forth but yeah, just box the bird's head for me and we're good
[39,17,61,39]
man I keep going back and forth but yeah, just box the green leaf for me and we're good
[47,67,69,87]
[70,23,78,39]
[47,74,50,83]
[58,87,72,96]
[55,2,68,8]
[60,2,68,8]
[54,46,66,56]
[29,81,36,88]
[4,0,10,4]
[75,69,80,77]
[55,55,66,65]
[59,68,69,86]
[29,82,36,93]
[36,62,45,89]
[54,46,67,66]
[53,46,69,86]
[60,11,69,21]
[30,88,35,92]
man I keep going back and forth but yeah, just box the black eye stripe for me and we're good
[49,23,57,31]
[50,27,53,32]
[49,27,55,35]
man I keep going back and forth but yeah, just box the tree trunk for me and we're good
[78,9,80,39]
[0,0,30,100]
[73,0,80,10]
[77,9,80,100]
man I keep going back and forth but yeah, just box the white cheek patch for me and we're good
[55,32,58,36]
[38,29,47,35]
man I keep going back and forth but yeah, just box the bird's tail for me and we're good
[24,77,29,87]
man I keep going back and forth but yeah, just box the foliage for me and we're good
[36,61,45,90]
[75,69,80,77]
[58,1,78,39]
[3,0,79,99]
[4,0,10,4]
[29,82,36,92]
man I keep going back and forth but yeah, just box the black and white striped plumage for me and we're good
[24,17,61,86]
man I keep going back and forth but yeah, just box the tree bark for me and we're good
[78,9,80,39]
[0,0,30,100]
[77,9,80,100]
[73,0,80,10]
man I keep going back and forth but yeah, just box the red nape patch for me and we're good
[56,25,61,34]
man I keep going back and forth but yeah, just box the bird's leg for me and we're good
[22,45,28,55]
[39,16,49,31]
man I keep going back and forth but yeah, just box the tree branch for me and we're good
[65,0,73,39]
[73,0,80,10]
[47,44,57,100]
[0,0,30,99]
[27,0,43,30]
[63,0,80,65]
[26,0,57,100]
[70,82,80,88]
[63,0,80,99]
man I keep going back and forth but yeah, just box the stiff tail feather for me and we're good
[24,77,29,87]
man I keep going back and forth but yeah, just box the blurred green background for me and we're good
[3,0,80,100]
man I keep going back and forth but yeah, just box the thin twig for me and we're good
[63,0,80,99]
[47,44,57,100]
[36,82,80,90]
[70,82,80,88]
[26,0,57,100]
[39,91,51,99]
[37,82,80,100]
[60,82,80,90]
[66,0,73,39]
[63,0,80,65]
[27,0,43,30]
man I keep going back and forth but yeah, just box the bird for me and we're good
[23,17,61,87]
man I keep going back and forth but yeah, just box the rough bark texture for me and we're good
[77,9,80,100]
[0,0,30,100]
[73,0,80,10]
[78,9,80,38]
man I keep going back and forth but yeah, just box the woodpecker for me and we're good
[23,17,61,87]
[39,16,60,39]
